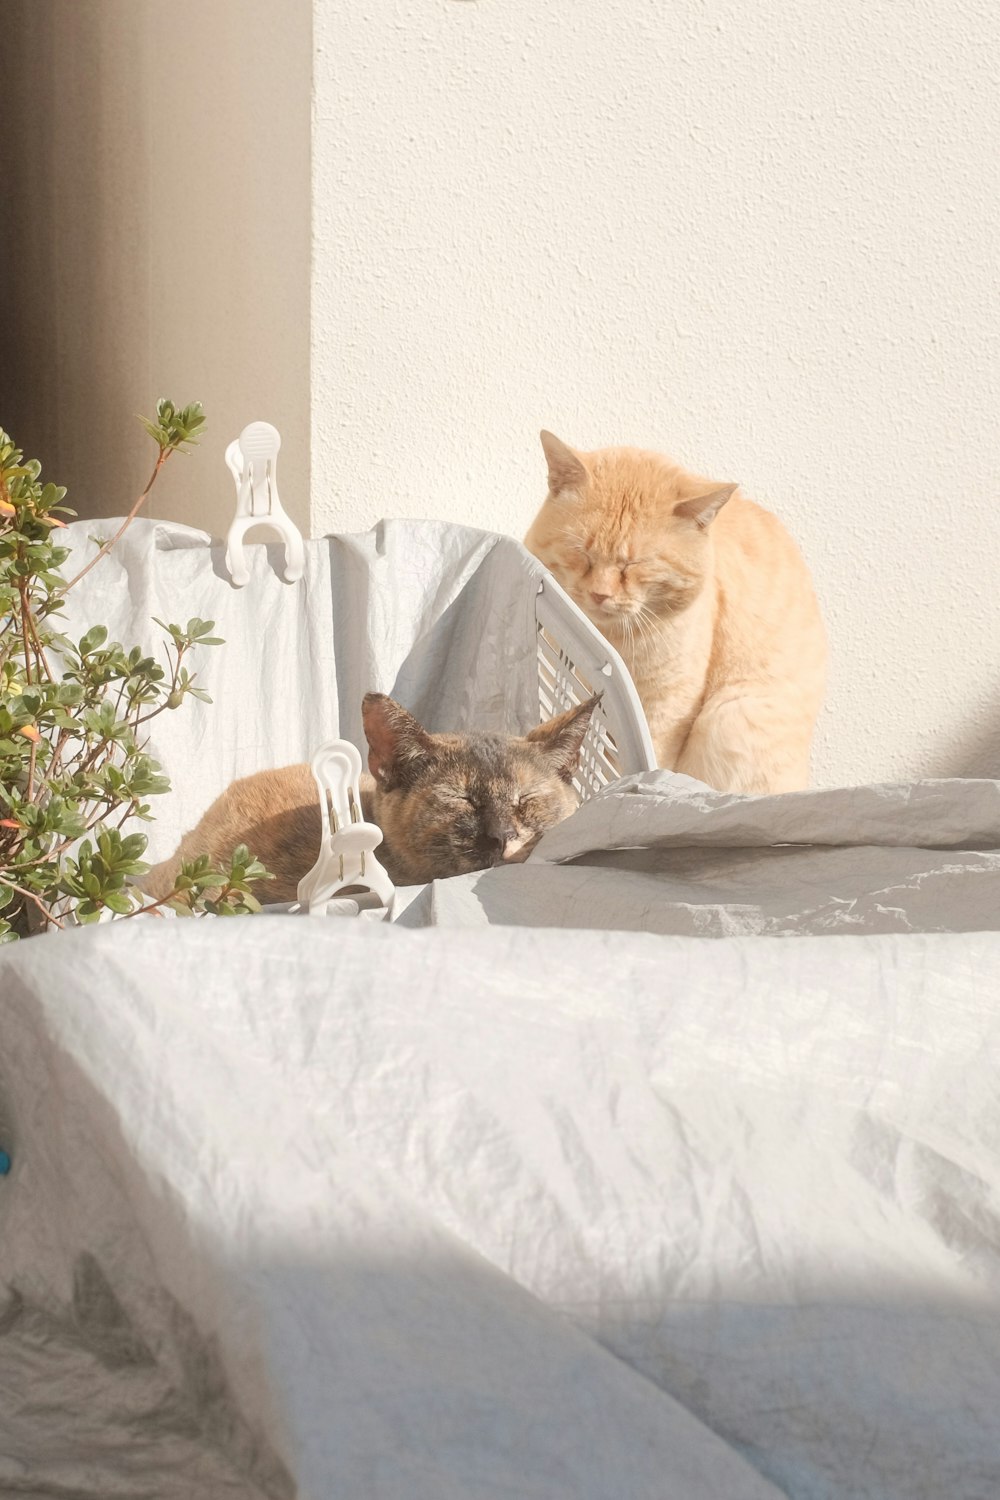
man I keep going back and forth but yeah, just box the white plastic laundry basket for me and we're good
[531,572,656,799]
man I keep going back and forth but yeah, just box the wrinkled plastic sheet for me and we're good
[3,920,1000,1497]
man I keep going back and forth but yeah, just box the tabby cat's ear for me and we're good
[362,693,433,783]
[526,693,601,782]
[540,430,589,496]
[673,484,738,530]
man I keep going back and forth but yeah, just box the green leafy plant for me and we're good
[0,400,270,940]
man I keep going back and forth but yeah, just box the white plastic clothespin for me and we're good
[224,421,305,588]
[296,738,395,919]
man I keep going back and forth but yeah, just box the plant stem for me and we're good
[43,725,71,783]
[124,888,188,919]
[6,881,65,931]
[17,579,32,687]
[57,449,169,595]
[135,643,187,726]
[20,586,54,682]
[25,737,37,802]
[115,800,138,830]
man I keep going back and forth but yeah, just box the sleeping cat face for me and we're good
[524,430,737,635]
[362,691,599,885]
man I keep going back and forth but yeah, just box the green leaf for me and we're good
[78,625,108,655]
[102,890,135,915]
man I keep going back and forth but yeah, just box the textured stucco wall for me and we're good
[312,0,1000,786]
[0,0,311,537]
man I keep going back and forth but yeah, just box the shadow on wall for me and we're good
[0,0,312,536]
[933,697,1000,780]
[0,2,152,516]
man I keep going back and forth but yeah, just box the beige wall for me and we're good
[0,0,311,536]
[311,0,1000,787]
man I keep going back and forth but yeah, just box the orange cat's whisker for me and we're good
[632,604,661,658]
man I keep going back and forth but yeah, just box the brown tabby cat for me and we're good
[144,691,600,901]
[525,432,826,793]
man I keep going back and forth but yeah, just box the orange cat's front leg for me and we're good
[630,671,705,777]
[646,710,699,775]
[674,692,812,794]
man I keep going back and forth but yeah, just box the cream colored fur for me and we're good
[525,433,827,794]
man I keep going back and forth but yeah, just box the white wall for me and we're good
[312,0,1000,786]
[1,0,311,537]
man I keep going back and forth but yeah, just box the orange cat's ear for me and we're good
[362,693,433,783]
[540,430,589,496]
[526,692,601,781]
[673,484,738,530]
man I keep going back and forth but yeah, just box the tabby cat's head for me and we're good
[362,692,599,885]
[524,430,738,633]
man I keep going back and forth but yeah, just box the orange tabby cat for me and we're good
[525,432,826,793]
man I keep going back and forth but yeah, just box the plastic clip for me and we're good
[296,738,395,919]
[224,421,305,588]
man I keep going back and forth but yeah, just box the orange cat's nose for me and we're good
[590,591,612,607]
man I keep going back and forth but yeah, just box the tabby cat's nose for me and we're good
[590,591,611,607]
[483,823,517,864]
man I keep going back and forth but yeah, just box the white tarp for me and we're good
[4,517,1000,1495]
[3,920,1000,1498]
